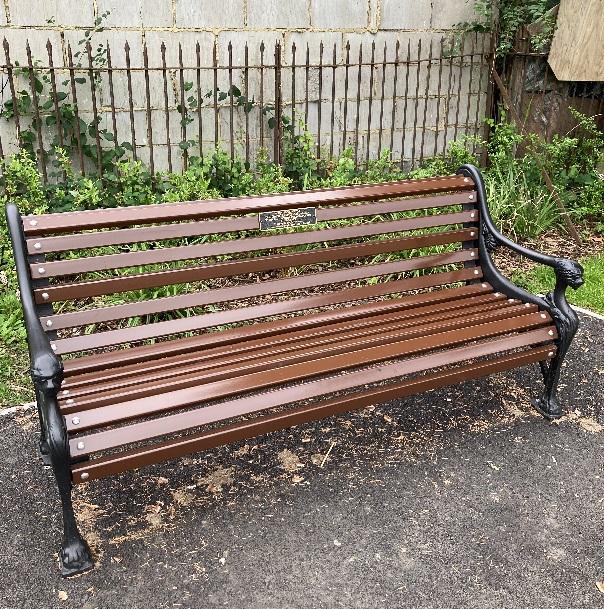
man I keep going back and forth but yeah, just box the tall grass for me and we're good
[483,162,559,240]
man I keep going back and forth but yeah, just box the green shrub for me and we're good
[0,150,48,288]
[363,150,405,183]
[106,160,156,208]
[323,148,358,187]
[282,122,326,189]
[159,159,221,203]
[202,148,253,197]
[250,150,293,194]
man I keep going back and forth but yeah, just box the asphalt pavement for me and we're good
[1,312,602,609]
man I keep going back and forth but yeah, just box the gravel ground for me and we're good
[1,313,602,609]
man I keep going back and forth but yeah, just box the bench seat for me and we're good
[62,282,557,484]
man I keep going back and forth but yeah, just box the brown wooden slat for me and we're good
[27,191,476,255]
[63,292,512,391]
[69,337,555,467]
[43,249,478,331]
[24,175,475,235]
[53,268,485,355]
[30,210,479,279]
[60,303,537,412]
[36,228,476,304]
[61,280,492,371]
[65,313,554,433]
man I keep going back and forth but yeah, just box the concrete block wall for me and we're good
[0,0,489,171]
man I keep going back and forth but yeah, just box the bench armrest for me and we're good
[5,203,63,395]
[456,165,584,309]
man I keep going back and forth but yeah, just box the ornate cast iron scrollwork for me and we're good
[534,258,584,418]
[481,222,501,253]
[457,165,584,420]
[6,203,93,577]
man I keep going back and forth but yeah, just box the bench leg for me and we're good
[34,386,51,465]
[534,351,567,420]
[533,301,579,420]
[44,394,94,577]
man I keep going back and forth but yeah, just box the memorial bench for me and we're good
[7,164,584,576]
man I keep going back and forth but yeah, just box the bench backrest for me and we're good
[21,175,480,367]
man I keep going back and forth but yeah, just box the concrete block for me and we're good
[310,0,368,29]
[380,0,431,30]
[217,30,281,64]
[96,0,173,29]
[143,31,215,67]
[431,0,476,29]
[175,0,245,29]
[247,0,309,29]
[0,29,63,66]
[8,0,94,27]
[0,121,19,156]
[284,31,343,65]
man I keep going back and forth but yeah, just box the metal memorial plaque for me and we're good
[258,207,317,230]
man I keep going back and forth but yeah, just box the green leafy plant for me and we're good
[0,10,136,178]
[459,0,558,56]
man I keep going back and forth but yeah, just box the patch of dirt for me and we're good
[172,488,195,506]
[492,230,604,281]
[554,410,603,433]
[72,495,107,564]
[277,449,303,472]
[196,466,235,493]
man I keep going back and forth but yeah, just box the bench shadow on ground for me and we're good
[1,313,602,609]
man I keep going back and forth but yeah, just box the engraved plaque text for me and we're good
[258,207,317,230]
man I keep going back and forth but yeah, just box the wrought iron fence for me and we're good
[0,32,494,180]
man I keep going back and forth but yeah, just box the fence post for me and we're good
[274,41,283,165]
[481,31,497,166]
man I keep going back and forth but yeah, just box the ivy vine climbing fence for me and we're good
[0,32,494,181]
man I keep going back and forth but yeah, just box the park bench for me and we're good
[7,164,584,576]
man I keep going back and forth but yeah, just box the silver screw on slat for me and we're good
[63,390,69,396]
[71,417,80,425]
[494,292,500,297]
[525,303,531,307]
[41,292,49,300]
[38,267,46,274]
[481,283,487,288]
[470,252,475,257]
[470,231,476,237]
[473,270,479,275]
[548,330,554,336]
[464,178,470,182]
[46,320,53,327]
[468,194,473,200]
[548,351,554,357]
[51,344,57,351]
[508,298,515,303]
[540,313,547,319]
[66,398,74,405]
[77,442,85,450]
[80,472,89,481]
[33,242,41,250]
[470,213,476,218]
[29,220,38,227]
